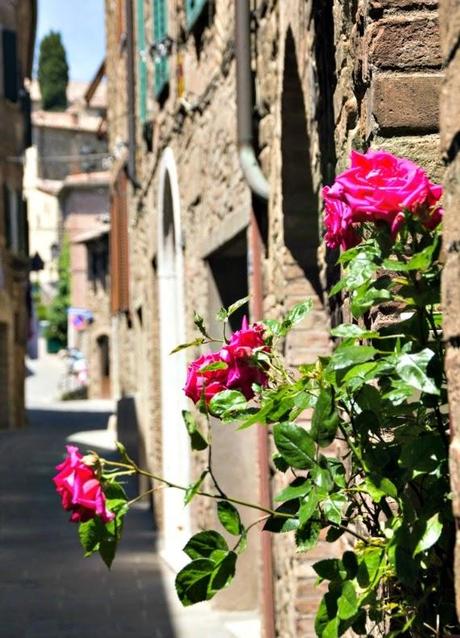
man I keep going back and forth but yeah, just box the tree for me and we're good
[37,31,69,111]
[45,236,70,347]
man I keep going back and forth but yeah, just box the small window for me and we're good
[153,0,169,98]
[2,186,26,255]
[185,0,208,30]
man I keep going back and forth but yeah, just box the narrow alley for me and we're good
[0,351,250,638]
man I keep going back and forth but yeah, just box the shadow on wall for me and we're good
[281,27,322,298]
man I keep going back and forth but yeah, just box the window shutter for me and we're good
[153,0,169,98]
[185,0,207,29]
[137,0,147,122]
[1,28,18,102]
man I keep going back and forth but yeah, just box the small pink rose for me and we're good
[53,445,114,524]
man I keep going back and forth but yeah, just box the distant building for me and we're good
[24,75,108,298]
[0,0,36,428]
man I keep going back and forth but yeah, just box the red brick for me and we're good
[369,16,441,69]
[372,73,442,132]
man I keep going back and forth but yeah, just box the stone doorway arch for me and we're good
[157,148,191,570]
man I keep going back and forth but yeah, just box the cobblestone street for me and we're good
[0,353,253,638]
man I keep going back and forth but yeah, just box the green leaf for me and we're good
[217,296,250,321]
[263,500,300,533]
[399,434,445,474]
[272,452,290,472]
[361,475,398,502]
[323,617,340,638]
[209,551,237,593]
[295,518,321,551]
[209,390,247,418]
[170,337,207,354]
[331,324,378,339]
[79,517,105,555]
[313,558,346,582]
[182,410,208,451]
[198,361,228,372]
[273,422,316,469]
[413,513,443,556]
[315,591,339,638]
[274,478,311,503]
[193,312,211,338]
[329,345,377,371]
[175,559,215,606]
[357,547,383,588]
[267,300,313,337]
[311,389,339,447]
[99,536,117,568]
[183,531,228,560]
[298,486,321,525]
[184,471,208,506]
[322,493,347,525]
[217,501,243,536]
[351,285,392,318]
[331,251,378,295]
[395,348,439,395]
[337,580,358,620]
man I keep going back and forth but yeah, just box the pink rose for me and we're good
[53,445,114,523]
[323,183,361,250]
[322,150,443,248]
[184,318,269,405]
[184,352,228,404]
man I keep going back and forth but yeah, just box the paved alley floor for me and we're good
[0,354,258,638]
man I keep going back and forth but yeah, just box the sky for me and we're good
[34,0,106,82]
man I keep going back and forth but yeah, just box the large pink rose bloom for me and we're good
[53,445,114,523]
[322,150,443,248]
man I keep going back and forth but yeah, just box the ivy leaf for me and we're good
[217,501,243,536]
[273,422,316,469]
[182,410,208,451]
[413,513,443,556]
[184,471,208,506]
[311,389,339,447]
[183,531,228,560]
[395,348,439,395]
[337,581,358,620]
[170,337,207,355]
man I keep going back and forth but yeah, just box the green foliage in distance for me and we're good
[38,31,69,111]
[45,236,70,346]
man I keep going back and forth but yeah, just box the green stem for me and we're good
[103,459,287,519]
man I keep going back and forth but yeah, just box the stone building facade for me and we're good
[0,0,36,428]
[104,0,445,635]
[440,0,460,621]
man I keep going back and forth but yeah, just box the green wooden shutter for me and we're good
[153,0,169,98]
[137,0,147,121]
[185,0,207,29]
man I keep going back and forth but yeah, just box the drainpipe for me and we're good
[235,3,275,638]
[125,0,138,187]
[235,0,269,200]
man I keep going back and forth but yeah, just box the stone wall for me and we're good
[440,0,460,618]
